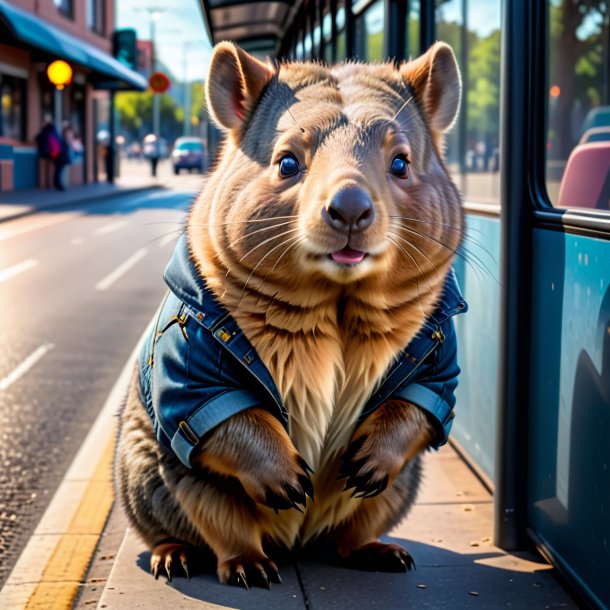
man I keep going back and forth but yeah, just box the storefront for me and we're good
[0,0,146,191]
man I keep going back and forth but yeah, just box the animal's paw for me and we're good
[339,400,433,498]
[342,541,415,572]
[242,453,314,512]
[151,541,196,581]
[217,552,282,589]
[338,434,396,498]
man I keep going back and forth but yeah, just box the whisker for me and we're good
[385,95,414,125]
[226,219,298,249]
[386,235,426,317]
[240,234,302,303]
[256,236,306,304]
[389,214,478,237]
[387,230,442,282]
[238,227,301,264]
[392,221,490,284]
[389,222,497,284]
[141,228,184,248]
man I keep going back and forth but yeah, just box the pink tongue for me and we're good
[331,247,366,264]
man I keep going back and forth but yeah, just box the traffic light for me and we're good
[113,29,138,71]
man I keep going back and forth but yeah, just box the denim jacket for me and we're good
[139,236,468,468]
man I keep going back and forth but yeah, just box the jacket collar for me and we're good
[164,235,467,330]
[164,235,231,331]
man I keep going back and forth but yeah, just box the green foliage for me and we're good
[115,87,202,143]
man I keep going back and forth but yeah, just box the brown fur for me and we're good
[117,41,463,586]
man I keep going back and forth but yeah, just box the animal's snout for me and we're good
[323,187,375,234]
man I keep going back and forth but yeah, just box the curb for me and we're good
[0,184,164,225]
[0,318,155,610]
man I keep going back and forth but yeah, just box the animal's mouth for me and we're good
[329,247,367,265]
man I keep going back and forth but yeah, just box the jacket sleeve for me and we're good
[389,317,460,448]
[151,300,265,468]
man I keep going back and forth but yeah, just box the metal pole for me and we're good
[107,90,115,183]
[495,0,536,550]
[54,87,62,131]
[183,43,191,137]
[151,15,160,138]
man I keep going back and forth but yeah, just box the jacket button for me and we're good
[197,313,204,321]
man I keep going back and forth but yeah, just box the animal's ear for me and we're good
[400,42,461,135]
[206,42,275,131]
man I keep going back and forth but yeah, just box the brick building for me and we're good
[0,0,146,191]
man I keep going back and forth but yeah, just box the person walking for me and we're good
[35,115,63,190]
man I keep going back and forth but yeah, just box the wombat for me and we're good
[117,41,467,588]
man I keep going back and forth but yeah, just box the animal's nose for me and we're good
[323,187,375,233]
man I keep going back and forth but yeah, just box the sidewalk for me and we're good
[88,445,578,610]
[0,158,179,224]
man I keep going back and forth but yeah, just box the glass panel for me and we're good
[436,0,502,205]
[304,33,313,58]
[87,0,106,35]
[0,75,25,141]
[54,0,73,18]
[354,0,384,61]
[546,0,610,211]
[336,5,346,60]
[406,0,421,58]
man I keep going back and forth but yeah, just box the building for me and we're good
[0,0,146,191]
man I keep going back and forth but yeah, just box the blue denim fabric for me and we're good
[139,236,468,468]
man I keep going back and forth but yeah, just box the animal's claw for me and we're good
[150,541,194,581]
[218,553,281,589]
[340,435,394,498]
[234,570,249,590]
[342,541,416,573]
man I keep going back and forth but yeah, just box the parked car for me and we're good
[172,137,205,174]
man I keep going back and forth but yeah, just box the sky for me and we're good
[116,0,212,83]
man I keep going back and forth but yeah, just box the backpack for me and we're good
[36,127,61,160]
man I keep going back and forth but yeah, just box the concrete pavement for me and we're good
[87,445,578,610]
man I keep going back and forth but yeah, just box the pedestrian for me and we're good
[143,134,161,177]
[54,123,75,191]
[35,114,63,190]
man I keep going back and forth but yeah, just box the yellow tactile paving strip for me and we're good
[25,436,115,610]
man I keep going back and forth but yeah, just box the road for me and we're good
[0,178,198,587]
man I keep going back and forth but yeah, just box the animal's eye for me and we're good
[389,154,410,179]
[279,154,300,178]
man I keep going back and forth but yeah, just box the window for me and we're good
[436,0,502,206]
[546,0,610,211]
[88,0,106,36]
[0,74,26,141]
[336,4,347,60]
[354,0,384,61]
[54,0,74,19]
[406,0,421,58]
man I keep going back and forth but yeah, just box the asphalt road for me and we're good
[0,180,197,587]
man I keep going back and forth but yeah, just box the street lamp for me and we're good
[134,7,166,138]
[47,60,73,128]
[150,10,163,137]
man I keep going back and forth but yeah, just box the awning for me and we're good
[199,0,304,57]
[0,0,147,91]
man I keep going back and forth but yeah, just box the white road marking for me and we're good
[0,258,39,283]
[0,344,54,391]
[0,213,77,243]
[95,219,128,236]
[95,248,148,291]
[0,319,154,607]
[70,237,83,245]
[158,232,180,248]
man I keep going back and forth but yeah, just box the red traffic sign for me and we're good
[149,71,170,93]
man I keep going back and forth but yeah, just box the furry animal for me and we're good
[117,41,466,588]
